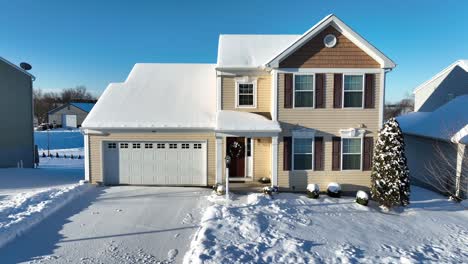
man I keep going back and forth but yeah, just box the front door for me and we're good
[226,137,245,177]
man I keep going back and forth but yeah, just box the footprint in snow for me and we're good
[174,233,180,238]
[115,209,122,212]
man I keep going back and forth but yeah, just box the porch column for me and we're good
[216,136,223,184]
[271,136,278,186]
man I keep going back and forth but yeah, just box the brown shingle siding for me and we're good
[279,26,380,68]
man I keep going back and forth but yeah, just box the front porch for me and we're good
[215,110,280,188]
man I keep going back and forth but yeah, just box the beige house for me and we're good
[48,102,95,128]
[81,14,396,192]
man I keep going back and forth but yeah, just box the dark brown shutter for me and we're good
[332,137,341,171]
[364,74,375,108]
[333,74,343,108]
[283,137,292,171]
[363,137,374,170]
[284,74,293,108]
[314,137,324,170]
[315,73,325,108]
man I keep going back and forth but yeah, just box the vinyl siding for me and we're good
[221,75,271,113]
[280,26,380,68]
[277,73,381,192]
[88,132,216,185]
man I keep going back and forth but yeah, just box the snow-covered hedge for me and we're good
[356,190,369,206]
[327,182,341,198]
[306,184,320,199]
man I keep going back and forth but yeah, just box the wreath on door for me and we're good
[228,141,243,158]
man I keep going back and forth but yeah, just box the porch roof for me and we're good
[215,111,281,133]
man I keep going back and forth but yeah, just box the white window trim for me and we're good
[342,73,365,109]
[292,135,315,171]
[293,73,315,109]
[235,79,257,108]
[340,136,363,171]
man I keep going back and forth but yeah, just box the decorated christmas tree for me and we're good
[370,118,410,208]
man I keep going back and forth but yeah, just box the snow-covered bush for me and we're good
[370,118,410,208]
[355,190,369,206]
[306,184,320,199]
[215,184,225,196]
[263,186,273,195]
[259,177,271,184]
[327,182,341,198]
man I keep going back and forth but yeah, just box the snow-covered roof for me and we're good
[82,64,217,130]
[216,111,281,133]
[266,14,396,69]
[217,35,300,68]
[397,95,468,144]
[413,59,468,94]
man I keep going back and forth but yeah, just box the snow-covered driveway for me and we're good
[0,186,210,263]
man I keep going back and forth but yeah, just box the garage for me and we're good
[103,141,207,186]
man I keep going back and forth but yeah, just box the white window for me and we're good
[120,143,128,149]
[108,143,116,149]
[293,137,314,170]
[194,143,202,149]
[294,74,314,108]
[342,138,362,170]
[235,81,256,108]
[132,143,141,149]
[343,74,364,108]
[157,143,165,149]
[144,143,153,149]
[181,143,189,149]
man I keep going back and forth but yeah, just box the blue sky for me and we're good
[1,0,467,102]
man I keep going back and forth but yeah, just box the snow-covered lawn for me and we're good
[0,150,87,249]
[185,187,468,264]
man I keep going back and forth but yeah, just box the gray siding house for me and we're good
[414,60,468,112]
[48,102,95,128]
[398,95,468,199]
[0,57,35,168]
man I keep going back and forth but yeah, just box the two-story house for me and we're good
[81,14,395,192]
[0,56,35,168]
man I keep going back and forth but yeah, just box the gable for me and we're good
[279,26,380,68]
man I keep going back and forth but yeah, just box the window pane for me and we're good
[239,84,253,94]
[344,75,363,91]
[343,138,361,153]
[343,154,361,170]
[294,154,312,170]
[344,92,363,107]
[295,91,314,107]
[294,138,312,154]
[295,75,314,91]
[239,95,253,106]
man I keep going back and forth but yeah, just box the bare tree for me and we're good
[33,86,96,124]
[385,93,415,120]
[423,141,467,201]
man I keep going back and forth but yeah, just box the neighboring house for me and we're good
[48,102,95,128]
[0,56,35,168]
[81,14,396,192]
[398,95,468,198]
[414,60,468,112]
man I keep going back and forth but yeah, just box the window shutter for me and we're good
[283,137,292,171]
[315,73,325,108]
[363,137,374,171]
[284,74,293,108]
[332,137,341,171]
[364,74,375,108]
[333,74,343,108]
[314,137,324,170]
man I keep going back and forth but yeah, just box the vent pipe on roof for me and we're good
[20,62,32,71]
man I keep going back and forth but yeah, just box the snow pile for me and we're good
[0,181,92,248]
[306,184,319,193]
[185,187,468,263]
[327,182,341,193]
[356,190,369,200]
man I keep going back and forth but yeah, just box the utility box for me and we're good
[62,114,77,128]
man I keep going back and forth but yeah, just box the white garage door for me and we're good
[103,141,207,186]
